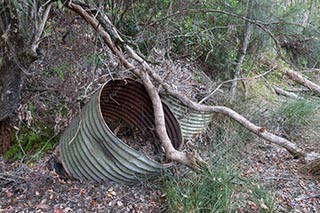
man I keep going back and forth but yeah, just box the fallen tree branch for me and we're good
[66,1,320,168]
[66,1,207,171]
[274,86,299,98]
[284,69,320,96]
[126,46,320,160]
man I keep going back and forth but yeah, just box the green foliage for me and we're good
[10,0,34,35]
[163,154,277,212]
[273,97,320,138]
[4,125,57,163]
[109,0,320,83]
[57,0,64,9]
[164,158,236,212]
[249,183,277,213]
[53,63,68,81]
[265,0,320,67]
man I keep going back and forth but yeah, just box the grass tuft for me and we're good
[164,157,236,212]
[276,98,319,129]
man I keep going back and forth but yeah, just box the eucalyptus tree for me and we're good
[0,0,51,123]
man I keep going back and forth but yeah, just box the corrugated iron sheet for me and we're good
[60,79,182,185]
[160,94,213,139]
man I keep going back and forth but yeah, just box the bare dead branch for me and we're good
[284,69,320,96]
[274,87,299,98]
[31,2,52,53]
[192,9,281,51]
[200,67,275,104]
[126,44,320,161]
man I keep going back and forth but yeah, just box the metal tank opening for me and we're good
[100,79,182,163]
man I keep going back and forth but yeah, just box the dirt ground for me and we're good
[238,141,320,212]
[0,156,166,212]
[1,141,320,212]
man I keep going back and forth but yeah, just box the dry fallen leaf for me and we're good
[54,208,62,213]
[260,199,269,210]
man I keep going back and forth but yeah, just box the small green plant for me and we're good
[162,113,278,212]
[87,53,102,67]
[53,63,68,81]
[250,183,277,213]
[163,156,277,212]
[5,125,57,163]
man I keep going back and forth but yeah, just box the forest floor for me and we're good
[1,9,320,212]
[1,142,320,212]
[237,141,320,212]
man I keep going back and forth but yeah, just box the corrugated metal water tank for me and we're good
[60,79,183,185]
[161,94,213,139]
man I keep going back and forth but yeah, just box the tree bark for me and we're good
[230,0,255,100]
[0,1,51,122]
[0,1,51,154]
[0,2,33,121]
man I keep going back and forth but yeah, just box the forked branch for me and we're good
[126,44,320,161]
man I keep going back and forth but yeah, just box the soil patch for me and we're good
[0,156,166,212]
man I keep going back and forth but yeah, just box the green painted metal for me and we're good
[60,79,182,185]
[161,94,213,139]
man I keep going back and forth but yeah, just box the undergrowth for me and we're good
[163,157,235,212]
[163,153,276,212]
[269,96,320,151]
[162,121,277,212]
[273,97,320,135]
[4,124,57,163]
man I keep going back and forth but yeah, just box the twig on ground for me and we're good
[294,194,320,201]
[274,87,299,98]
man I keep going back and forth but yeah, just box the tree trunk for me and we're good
[230,0,255,100]
[0,2,39,122]
[0,1,51,122]
[0,1,51,154]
